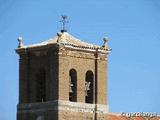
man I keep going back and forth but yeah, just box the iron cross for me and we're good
[60,15,69,32]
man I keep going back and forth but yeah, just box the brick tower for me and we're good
[16,29,111,120]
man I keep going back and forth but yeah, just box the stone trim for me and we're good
[17,100,109,114]
[58,100,109,114]
[61,43,110,54]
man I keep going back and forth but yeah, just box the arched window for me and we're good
[85,71,94,104]
[36,68,46,102]
[69,69,77,102]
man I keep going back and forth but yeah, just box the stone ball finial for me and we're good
[17,36,23,42]
[57,32,62,37]
[102,36,109,49]
[57,32,63,43]
[17,36,24,48]
[103,37,109,43]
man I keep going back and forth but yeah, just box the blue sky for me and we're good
[0,0,160,120]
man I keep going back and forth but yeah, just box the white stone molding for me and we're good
[17,100,109,114]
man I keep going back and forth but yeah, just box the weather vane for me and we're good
[60,15,69,32]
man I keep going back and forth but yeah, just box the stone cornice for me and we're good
[59,43,111,54]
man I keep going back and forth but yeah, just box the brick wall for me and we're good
[16,43,108,120]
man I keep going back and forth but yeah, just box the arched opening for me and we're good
[85,71,94,104]
[69,69,77,102]
[36,68,46,102]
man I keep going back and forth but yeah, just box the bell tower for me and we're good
[16,29,111,120]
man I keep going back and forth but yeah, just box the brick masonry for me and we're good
[16,32,110,120]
